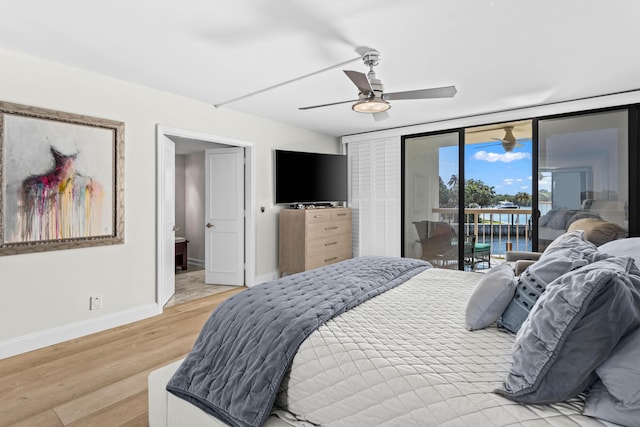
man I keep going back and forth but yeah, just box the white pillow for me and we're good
[599,237,640,267]
[465,264,517,331]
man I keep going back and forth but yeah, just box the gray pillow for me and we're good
[496,256,640,404]
[583,326,640,426]
[465,264,516,331]
[584,381,640,427]
[498,231,603,333]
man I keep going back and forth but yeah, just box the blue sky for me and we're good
[439,140,538,195]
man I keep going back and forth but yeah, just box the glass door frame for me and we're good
[401,104,640,268]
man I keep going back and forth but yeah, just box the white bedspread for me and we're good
[275,268,608,426]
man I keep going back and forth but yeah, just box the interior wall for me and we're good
[185,152,205,262]
[175,155,186,236]
[0,48,339,356]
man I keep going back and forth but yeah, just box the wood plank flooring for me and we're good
[0,287,245,427]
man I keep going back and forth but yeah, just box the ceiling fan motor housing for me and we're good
[361,50,380,67]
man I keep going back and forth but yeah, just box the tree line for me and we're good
[439,175,549,208]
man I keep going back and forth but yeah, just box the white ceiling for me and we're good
[1,1,639,137]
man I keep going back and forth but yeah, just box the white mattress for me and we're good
[149,268,612,427]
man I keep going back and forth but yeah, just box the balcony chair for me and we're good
[413,221,491,270]
[464,235,491,271]
[413,220,458,268]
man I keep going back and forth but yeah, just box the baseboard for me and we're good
[0,303,162,360]
[253,271,278,287]
[187,257,204,268]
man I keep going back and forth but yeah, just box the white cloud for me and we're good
[472,151,531,163]
[527,176,532,180]
[521,185,529,190]
[504,178,515,185]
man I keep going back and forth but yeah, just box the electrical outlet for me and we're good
[90,295,102,310]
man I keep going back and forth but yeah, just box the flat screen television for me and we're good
[275,150,347,204]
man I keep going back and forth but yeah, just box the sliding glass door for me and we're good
[403,132,460,269]
[402,107,631,268]
[537,110,628,250]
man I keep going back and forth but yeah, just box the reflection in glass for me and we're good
[538,110,628,250]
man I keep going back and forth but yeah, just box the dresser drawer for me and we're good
[307,219,350,239]
[307,236,349,258]
[306,247,351,270]
[331,209,351,221]
[306,210,333,223]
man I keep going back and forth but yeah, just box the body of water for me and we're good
[485,235,533,254]
[477,203,551,226]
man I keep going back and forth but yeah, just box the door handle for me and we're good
[206,223,214,229]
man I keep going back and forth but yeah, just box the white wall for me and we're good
[0,48,339,357]
[185,152,205,262]
[175,155,186,237]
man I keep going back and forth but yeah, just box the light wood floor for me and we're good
[0,287,245,427]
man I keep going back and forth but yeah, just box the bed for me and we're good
[149,235,640,427]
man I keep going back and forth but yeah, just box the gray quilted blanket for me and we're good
[166,256,431,427]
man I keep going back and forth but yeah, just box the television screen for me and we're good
[275,150,347,204]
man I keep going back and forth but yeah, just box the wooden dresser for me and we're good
[279,207,352,275]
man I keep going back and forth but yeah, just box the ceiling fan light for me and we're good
[352,98,390,113]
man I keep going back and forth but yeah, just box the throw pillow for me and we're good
[497,231,603,333]
[593,326,640,406]
[567,218,626,246]
[599,237,640,268]
[496,256,640,404]
[584,381,640,427]
[465,264,517,331]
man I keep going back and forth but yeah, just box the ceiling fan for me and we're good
[299,49,457,121]
[474,126,529,152]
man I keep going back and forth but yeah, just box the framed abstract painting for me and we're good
[0,101,124,255]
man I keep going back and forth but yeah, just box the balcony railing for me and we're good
[432,207,534,260]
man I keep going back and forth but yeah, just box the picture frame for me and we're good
[0,101,124,255]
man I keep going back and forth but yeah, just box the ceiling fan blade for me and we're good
[344,70,373,95]
[384,85,457,100]
[298,99,357,110]
[355,45,377,56]
[473,142,501,150]
[372,111,390,122]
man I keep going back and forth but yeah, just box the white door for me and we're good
[205,147,244,285]
[159,137,176,305]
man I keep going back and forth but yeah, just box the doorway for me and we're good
[156,125,256,308]
[464,120,533,260]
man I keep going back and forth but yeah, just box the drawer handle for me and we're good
[336,213,347,216]
[324,241,338,246]
[313,214,325,219]
[325,226,339,231]
[324,256,338,262]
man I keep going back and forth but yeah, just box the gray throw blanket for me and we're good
[167,256,430,427]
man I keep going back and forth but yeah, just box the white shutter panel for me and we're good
[347,137,401,257]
